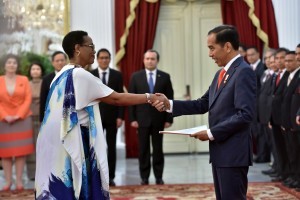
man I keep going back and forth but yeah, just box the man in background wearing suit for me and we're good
[280,51,300,189]
[270,48,290,182]
[129,49,174,185]
[154,25,256,200]
[246,46,268,163]
[91,48,124,186]
[39,51,67,122]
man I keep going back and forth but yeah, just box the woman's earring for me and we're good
[76,51,81,57]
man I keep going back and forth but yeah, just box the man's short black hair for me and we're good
[51,51,67,61]
[97,48,111,58]
[275,47,289,56]
[144,49,160,61]
[286,51,296,56]
[208,25,239,50]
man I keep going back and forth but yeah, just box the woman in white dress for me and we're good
[35,30,167,200]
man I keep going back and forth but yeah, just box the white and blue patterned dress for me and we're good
[35,65,113,200]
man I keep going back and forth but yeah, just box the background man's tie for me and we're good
[148,72,154,93]
[102,72,107,85]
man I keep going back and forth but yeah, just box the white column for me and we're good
[70,0,115,68]
[272,0,300,50]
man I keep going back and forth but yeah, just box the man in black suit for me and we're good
[246,46,268,163]
[280,51,300,188]
[270,47,290,182]
[39,51,67,122]
[129,49,174,185]
[90,48,124,186]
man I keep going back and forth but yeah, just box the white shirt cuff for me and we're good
[207,129,214,141]
[166,100,173,113]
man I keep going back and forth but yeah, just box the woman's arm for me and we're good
[99,92,168,107]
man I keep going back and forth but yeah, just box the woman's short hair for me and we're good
[62,31,88,59]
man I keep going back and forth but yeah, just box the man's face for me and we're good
[285,54,297,72]
[207,33,229,67]
[144,52,158,71]
[264,51,273,69]
[275,51,286,70]
[52,53,67,72]
[97,51,111,70]
[269,56,277,71]
[246,48,260,64]
[296,47,300,67]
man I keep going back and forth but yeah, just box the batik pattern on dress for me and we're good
[35,68,109,200]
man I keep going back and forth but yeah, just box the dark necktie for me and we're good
[102,72,107,85]
[275,71,282,87]
[217,69,226,89]
[148,72,154,93]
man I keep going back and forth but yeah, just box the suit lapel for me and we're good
[142,70,151,92]
[209,58,240,109]
[153,70,162,93]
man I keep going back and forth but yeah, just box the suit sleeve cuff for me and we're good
[207,129,214,141]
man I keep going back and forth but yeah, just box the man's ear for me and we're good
[225,42,232,53]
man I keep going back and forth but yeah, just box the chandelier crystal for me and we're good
[2,0,65,34]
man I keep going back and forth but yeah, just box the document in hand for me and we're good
[159,125,208,135]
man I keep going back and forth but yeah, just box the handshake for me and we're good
[147,93,170,112]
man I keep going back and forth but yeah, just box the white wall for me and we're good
[272,0,300,50]
[70,0,115,69]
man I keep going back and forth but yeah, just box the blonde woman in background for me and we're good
[0,54,34,191]
[26,62,44,180]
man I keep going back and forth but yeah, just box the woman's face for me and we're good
[30,64,42,79]
[79,36,96,66]
[4,58,18,74]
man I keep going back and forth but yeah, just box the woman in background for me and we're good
[0,54,34,191]
[26,62,44,180]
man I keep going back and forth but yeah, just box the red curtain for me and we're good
[115,0,161,158]
[221,0,279,55]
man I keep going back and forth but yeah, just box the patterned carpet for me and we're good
[1,182,300,200]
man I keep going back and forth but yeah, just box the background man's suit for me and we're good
[281,69,300,186]
[270,70,290,180]
[39,72,55,122]
[91,68,124,181]
[129,69,173,181]
[172,57,256,199]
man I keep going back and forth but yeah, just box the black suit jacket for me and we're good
[271,71,290,126]
[39,72,55,122]
[91,68,124,124]
[129,69,174,127]
[281,69,300,129]
[254,61,266,93]
[258,72,275,124]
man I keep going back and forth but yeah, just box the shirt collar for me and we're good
[223,54,241,72]
[145,68,157,75]
[289,66,300,80]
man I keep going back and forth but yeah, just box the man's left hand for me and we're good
[190,130,209,141]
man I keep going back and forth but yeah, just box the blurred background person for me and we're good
[280,51,300,189]
[129,49,174,185]
[246,46,267,163]
[39,51,67,122]
[26,62,44,180]
[0,54,34,191]
[91,48,124,186]
[270,47,290,183]
[238,44,247,58]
